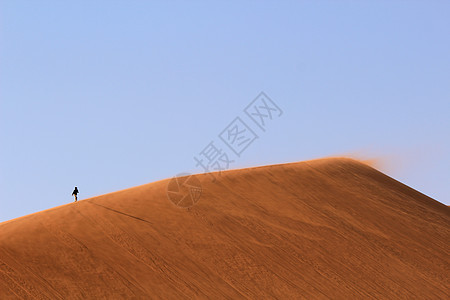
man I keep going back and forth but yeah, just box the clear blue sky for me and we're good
[1,1,449,222]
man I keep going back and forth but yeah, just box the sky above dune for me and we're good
[1,1,449,222]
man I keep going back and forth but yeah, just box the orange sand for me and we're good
[0,158,448,298]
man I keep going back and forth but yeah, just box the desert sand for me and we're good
[0,158,449,299]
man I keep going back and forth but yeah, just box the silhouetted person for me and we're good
[72,186,79,202]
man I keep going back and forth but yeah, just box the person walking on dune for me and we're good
[72,186,79,202]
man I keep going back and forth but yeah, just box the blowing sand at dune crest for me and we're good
[0,158,449,299]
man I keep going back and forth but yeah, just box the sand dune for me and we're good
[0,158,449,299]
